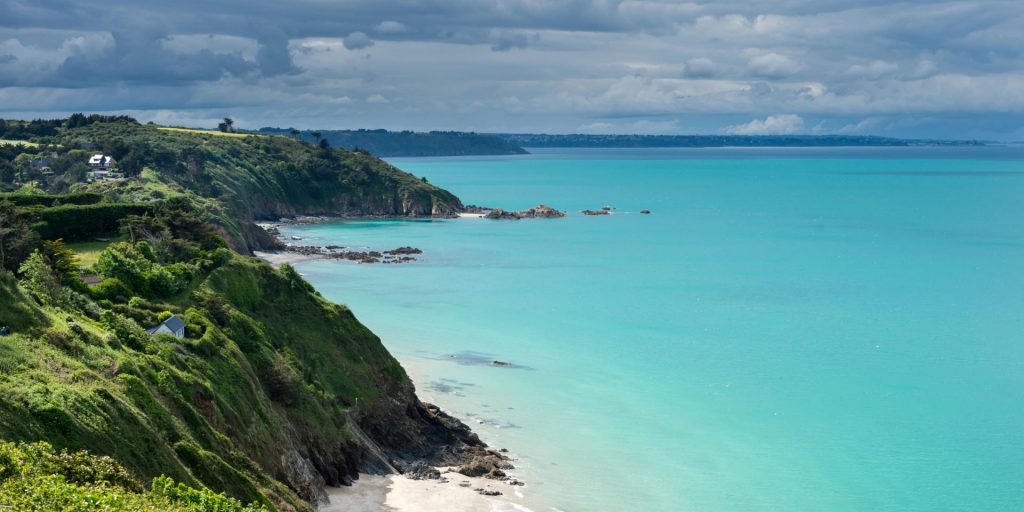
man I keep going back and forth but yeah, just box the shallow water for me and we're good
[283,147,1024,512]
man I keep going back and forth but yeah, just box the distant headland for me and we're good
[256,128,985,157]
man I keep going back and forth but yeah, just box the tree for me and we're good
[217,122,228,133]
[18,251,61,305]
[223,117,234,133]
[0,159,15,184]
[0,201,40,271]
[41,238,79,285]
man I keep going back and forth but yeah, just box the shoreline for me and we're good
[323,470,532,512]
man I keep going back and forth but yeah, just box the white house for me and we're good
[146,315,186,338]
[86,154,123,181]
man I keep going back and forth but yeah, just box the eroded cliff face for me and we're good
[0,256,485,512]
[197,258,485,506]
[63,122,464,253]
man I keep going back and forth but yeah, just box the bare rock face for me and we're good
[280,450,329,506]
[404,461,444,480]
[454,450,513,479]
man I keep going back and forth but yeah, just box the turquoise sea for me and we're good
[281,147,1024,512]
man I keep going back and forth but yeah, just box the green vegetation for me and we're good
[0,115,476,510]
[67,238,120,268]
[259,127,529,157]
[0,140,39,147]
[0,209,376,510]
[0,116,462,251]
[0,441,265,511]
[159,127,255,139]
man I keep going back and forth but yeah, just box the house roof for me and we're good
[162,315,186,332]
[88,154,114,165]
[148,314,186,335]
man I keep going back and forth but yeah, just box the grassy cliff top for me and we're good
[2,117,464,252]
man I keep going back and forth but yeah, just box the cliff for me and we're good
[44,121,463,252]
[0,117,491,511]
[0,247,484,511]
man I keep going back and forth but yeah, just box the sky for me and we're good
[1,0,1023,139]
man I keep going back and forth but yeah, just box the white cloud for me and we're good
[366,93,389,103]
[682,57,717,78]
[375,21,407,34]
[847,60,899,80]
[726,114,805,135]
[343,31,374,50]
[747,52,803,79]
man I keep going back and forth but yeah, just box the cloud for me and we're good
[490,31,537,52]
[343,32,374,50]
[0,0,1021,138]
[726,114,805,135]
[375,21,407,34]
[366,93,389,103]
[681,57,717,78]
[747,52,803,79]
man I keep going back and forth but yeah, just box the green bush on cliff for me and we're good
[50,120,463,252]
[0,441,265,512]
[0,119,473,511]
[0,237,418,510]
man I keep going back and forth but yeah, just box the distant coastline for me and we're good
[495,133,986,148]
[246,129,986,157]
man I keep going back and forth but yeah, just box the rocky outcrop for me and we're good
[519,204,566,218]
[484,208,522,220]
[581,209,610,216]
[483,204,566,220]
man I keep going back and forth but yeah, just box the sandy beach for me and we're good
[457,212,486,218]
[322,471,531,512]
[254,250,326,267]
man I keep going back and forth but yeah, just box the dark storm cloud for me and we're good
[1,0,1023,138]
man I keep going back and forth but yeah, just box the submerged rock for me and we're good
[385,246,423,255]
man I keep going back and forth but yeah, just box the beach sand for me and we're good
[457,212,486,218]
[253,250,324,267]
[323,471,530,512]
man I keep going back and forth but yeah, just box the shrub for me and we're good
[100,311,149,351]
[91,277,131,301]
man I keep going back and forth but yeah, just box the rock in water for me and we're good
[640,209,651,214]
[484,208,522,220]
[519,204,566,218]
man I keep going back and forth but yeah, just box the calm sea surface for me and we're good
[282,147,1024,512]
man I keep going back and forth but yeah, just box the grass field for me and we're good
[0,139,39,146]
[66,237,121,268]
[158,127,260,138]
